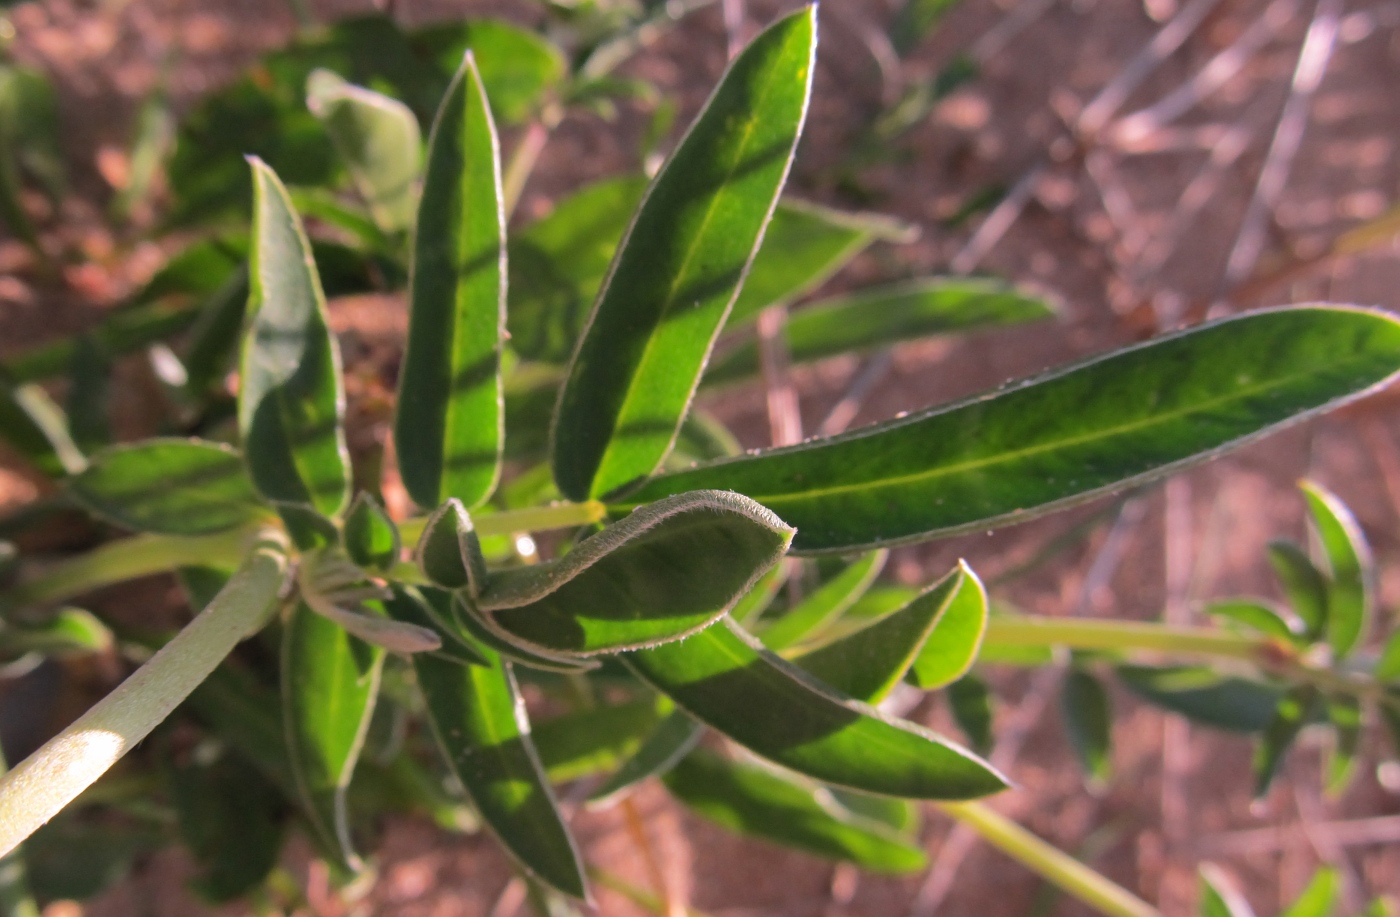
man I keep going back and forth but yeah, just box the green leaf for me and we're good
[282,600,383,870]
[1205,598,1299,642]
[663,750,927,873]
[624,617,1007,799]
[169,751,285,903]
[791,562,973,702]
[395,54,506,511]
[306,69,422,233]
[0,607,113,657]
[948,675,994,755]
[888,0,962,55]
[633,309,1400,553]
[907,563,988,690]
[414,498,489,593]
[0,377,84,478]
[708,278,1055,384]
[760,550,886,650]
[1253,686,1318,797]
[588,711,704,806]
[1267,540,1329,640]
[414,645,587,899]
[1117,665,1281,733]
[551,7,818,500]
[1376,628,1400,682]
[381,585,487,667]
[476,491,793,655]
[342,492,401,572]
[69,438,266,535]
[731,563,789,625]
[1280,867,1338,917]
[828,788,920,834]
[66,335,111,454]
[1301,480,1373,658]
[725,201,914,327]
[1325,694,1361,795]
[531,700,662,784]
[1061,670,1112,784]
[240,158,350,517]
[1199,865,1258,917]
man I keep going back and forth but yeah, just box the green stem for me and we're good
[399,500,607,548]
[938,801,1160,917]
[0,748,39,917]
[984,616,1263,662]
[0,537,287,858]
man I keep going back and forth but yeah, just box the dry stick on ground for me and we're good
[1158,476,1196,912]
[1199,816,1400,856]
[1212,0,1342,310]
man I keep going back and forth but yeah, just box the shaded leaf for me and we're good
[342,492,401,572]
[622,307,1400,553]
[414,644,587,899]
[306,69,421,233]
[169,751,285,903]
[381,585,487,667]
[66,335,111,454]
[0,607,112,657]
[69,439,266,535]
[731,563,789,625]
[395,54,506,510]
[888,0,961,55]
[240,158,350,516]
[1325,694,1361,795]
[1301,480,1372,658]
[948,675,994,755]
[551,7,818,500]
[530,701,662,784]
[1253,686,1318,797]
[760,549,886,650]
[414,498,489,593]
[588,711,704,806]
[663,749,927,873]
[448,591,598,674]
[1206,598,1298,642]
[1267,540,1328,641]
[1061,670,1112,784]
[1117,665,1281,734]
[624,617,1007,799]
[477,491,793,655]
[282,601,384,870]
[0,377,84,478]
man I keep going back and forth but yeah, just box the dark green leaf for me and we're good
[1267,540,1328,640]
[948,675,994,755]
[622,307,1400,553]
[477,491,793,655]
[708,278,1055,384]
[415,645,587,899]
[1205,598,1299,642]
[282,601,384,870]
[1280,867,1338,917]
[1117,665,1282,733]
[450,593,598,673]
[792,562,971,702]
[306,69,421,233]
[1061,670,1112,784]
[828,788,920,834]
[24,817,164,905]
[66,335,111,454]
[0,607,112,657]
[1301,480,1372,658]
[1325,694,1360,795]
[414,498,489,593]
[381,585,487,667]
[395,54,506,511]
[240,158,350,517]
[624,618,1007,799]
[730,563,789,625]
[663,750,927,873]
[0,377,83,478]
[169,751,285,903]
[761,549,886,650]
[588,711,704,806]
[342,493,401,572]
[1199,865,1258,917]
[1253,686,1318,797]
[69,438,266,535]
[531,700,662,784]
[725,201,914,328]
[551,7,817,500]
[888,0,962,55]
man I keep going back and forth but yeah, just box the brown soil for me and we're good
[3,0,1400,915]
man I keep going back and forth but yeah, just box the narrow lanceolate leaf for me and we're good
[662,750,927,873]
[551,7,817,501]
[1117,665,1281,734]
[622,307,1400,553]
[1301,480,1373,659]
[1267,540,1329,640]
[69,439,266,535]
[282,601,383,870]
[414,644,587,900]
[395,54,506,511]
[306,69,422,234]
[907,564,988,690]
[342,493,401,572]
[1061,670,1112,784]
[792,562,971,703]
[382,586,487,667]
[415,498,489,593]
[589,711,704,806]
[1280,868,1338,917]
[240,158,350,516]
[476,491,793,656]
[1253,686,1318,797]
[708,278,1055,384]
[1376,629,1400,682]
[1325,694,1361,795]
[0,377,84,478]
[1200,865,1259,917]
[760,550,887,651]
[451,595,598,674]
[531,701,662,784]
[624,618,1007,799]
[948,675,994,755]
[1206,598,1299,642]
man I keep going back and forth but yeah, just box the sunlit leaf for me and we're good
[760,550,886,650]
[342,492,401,572]
[589,711,703,806]
[1301,480,1372,658]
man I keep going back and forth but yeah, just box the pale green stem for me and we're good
[0,748,38,917]
[984,616,1263,661]
[0,538,287,858]
[398,500,607,548]
[938,801,1160,917]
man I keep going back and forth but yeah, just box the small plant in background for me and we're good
[1,4,1399,917]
